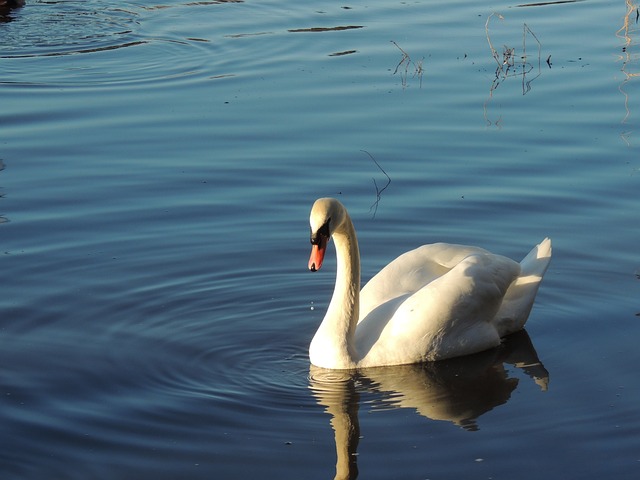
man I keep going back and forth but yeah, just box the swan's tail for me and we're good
[520,237,552,279]
[494,238,552,337]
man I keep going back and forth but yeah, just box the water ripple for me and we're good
[92,268,314,419]
[0,1,228,87]
[0,1,141,59]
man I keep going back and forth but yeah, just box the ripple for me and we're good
[92,269,315,422]
[0,1,142,59]
[0,259,315,478]
[0,1,223,87]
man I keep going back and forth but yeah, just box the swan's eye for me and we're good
[310,219,331,244]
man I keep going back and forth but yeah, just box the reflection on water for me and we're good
[309,330,548,480]
[288,25,364,33]
[0,159,5,224]
[617,0,639,144]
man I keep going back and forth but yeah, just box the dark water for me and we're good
[1,0,639,478]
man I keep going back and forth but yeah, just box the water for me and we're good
[1,0,639,478]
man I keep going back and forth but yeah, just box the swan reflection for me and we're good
[309,330,548,480]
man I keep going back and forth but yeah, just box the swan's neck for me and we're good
[310,214,360,369]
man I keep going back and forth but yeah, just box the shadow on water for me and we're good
[309,330,549,480]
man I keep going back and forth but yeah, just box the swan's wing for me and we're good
[359,243,493,322]
[358,253,521,366]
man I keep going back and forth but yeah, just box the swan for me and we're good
[307,197,552,369]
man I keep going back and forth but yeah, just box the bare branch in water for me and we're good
[485,13,505,68]
[391,40,425,89]
[484,14,544,126]
[361,150,391,218]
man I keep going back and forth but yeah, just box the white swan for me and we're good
[307,198,552,369]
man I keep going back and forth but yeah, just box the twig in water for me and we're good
[484,13,544,126]
[391,40,425,89]
[485,15,542,96]
[361,150,391,218]
[486,13,505,68]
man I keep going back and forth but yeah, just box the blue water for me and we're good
[1,0,639,478]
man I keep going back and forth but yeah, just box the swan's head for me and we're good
[308,198,347,272]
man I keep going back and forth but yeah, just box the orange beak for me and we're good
[308,235,328,271]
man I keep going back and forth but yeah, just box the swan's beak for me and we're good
[309,235,328,272]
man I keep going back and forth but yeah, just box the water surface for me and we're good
[1,0,639,478]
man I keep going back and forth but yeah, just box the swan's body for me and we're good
[308,198,552,370]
